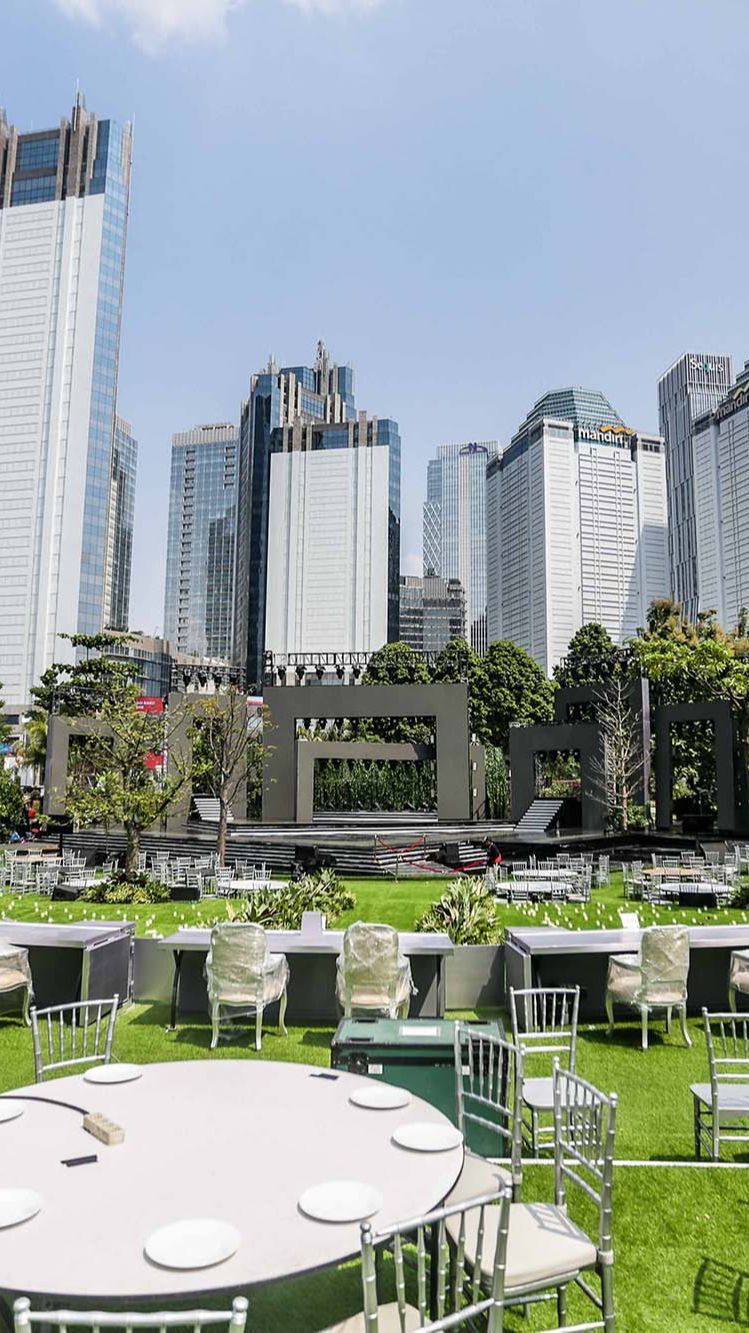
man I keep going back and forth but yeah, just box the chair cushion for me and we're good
[0,971,29,992]
[448,1199,597,1291]
[522,1076,555,1111]
[444,1151,512,1207]
[690,1082,749,1117]
[323,1302,422,1331]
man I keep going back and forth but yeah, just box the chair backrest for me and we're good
[509,986,579,1074]
[454,1024,523,1193]
[360,1185,510,1332]
[31,997,119,1082]
[0,945,32,994]
[553,1066,617,1260]
[14,1297,248,1333]
[206,923,269,998]
[339,922,400,994]
[639,926,690,1003]
[703,1010,749,1098]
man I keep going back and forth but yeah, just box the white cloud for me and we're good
[54,0,245,51]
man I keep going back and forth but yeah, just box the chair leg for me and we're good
[210,1002,220,1050]
[665,1006,672,1035]
[729,985,737,1014]
[640,1006,648,1051]
[605,993,615,1035]
[255,1003,263,1052]
[678,1005,692,1048]
[601,1261,616,1333]
[556,1282,567,1326]
[22,987,31,1027]
[693,1096,700,1160]
[278,989,288,1038]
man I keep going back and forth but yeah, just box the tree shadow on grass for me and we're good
[694,1258,749,1325]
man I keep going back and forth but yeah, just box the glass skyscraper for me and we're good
[657,352,733,621]
[421,441,499,655]
[164,424,239,662]
[103,415,137,631]
[233,342,359,687]
[0,96,132,715]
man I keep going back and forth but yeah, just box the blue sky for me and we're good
[3,0,749,635]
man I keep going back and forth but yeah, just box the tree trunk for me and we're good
[217,797,227,867]
[124,822,140,877]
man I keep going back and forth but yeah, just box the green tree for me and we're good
[554,623,625,688]
[189,688,261,865]
[430,637,486,737]
[362,642,431,742]
[64,678,186,875]
[0,769,25,839]
[21,633,139,775]
[473,641,555,751]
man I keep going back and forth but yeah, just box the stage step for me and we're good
[193,797,235,824]
[514,799,564,836]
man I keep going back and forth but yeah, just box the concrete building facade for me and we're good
[692,362,749,631]
[486,389,669,674]
[399,575,466,654]
[658,352,733,620]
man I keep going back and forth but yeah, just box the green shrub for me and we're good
[732,881,749,908]
[81,872,170,905]
[226,868,355,930]
[416,876,499,946]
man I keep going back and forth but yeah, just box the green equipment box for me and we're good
[331,1017,504,1155]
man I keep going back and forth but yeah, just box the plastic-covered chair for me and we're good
[605,925,692,1050]
[0,944,33,1025]
[205,923,288,1051]
[335,922,414,1019]
[729,949,749,1012]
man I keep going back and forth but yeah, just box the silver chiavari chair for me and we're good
[14,1298,249,1333]
[30,996,119,1082]
[510,986,580,1155]
[451,1024,524,1204]
[691,1010,749,1160]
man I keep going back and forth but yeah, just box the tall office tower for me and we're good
[164,424,239,662]
[0,97,132,717]
[103,415,137,631]
[399,575,466,654]
[657,352,733,620]
[421,441,499,654]
[233,341,358,686]
[486,388,668,675]
[692,362,749,630]
[264,415,401,658]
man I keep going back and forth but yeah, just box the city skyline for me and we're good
[4,0,749,637]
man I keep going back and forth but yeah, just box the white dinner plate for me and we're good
[83,1064,142,1085]
[350,1085,412,1111]
[392,1122,463,1153]
[145,1219,241,1270]
[0,1100,25,1124]
[298,1180,383,1223]
[0,1189,43,1228]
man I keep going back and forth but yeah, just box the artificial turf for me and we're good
[1,875,748,1330]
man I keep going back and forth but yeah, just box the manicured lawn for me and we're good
[1,1002,747,1331]
[2,872,748,1330]
[1,871,748,937]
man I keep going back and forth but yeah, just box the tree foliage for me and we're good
[190,688,262,863]
[554,623,625,688]
[361,641,431,742]
[471,640,555,750]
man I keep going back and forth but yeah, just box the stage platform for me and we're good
[58,818,706,879]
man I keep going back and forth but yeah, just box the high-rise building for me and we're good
[103,415,137,631]
[399,575,465,654]
[692,362,749,630]
[421,441,499,654]
[0,96,132,716]
[657,352,733,620]
[264,414,401,658]
[233,342,358,686]
[164,423,239,662]
[486,388,669,674]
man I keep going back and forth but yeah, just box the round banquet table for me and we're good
[0,1060,465,1302]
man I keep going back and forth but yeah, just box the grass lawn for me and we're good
[1,871,749,937]
[1,874,749,1329]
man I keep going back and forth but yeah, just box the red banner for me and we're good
[136,696,164,714]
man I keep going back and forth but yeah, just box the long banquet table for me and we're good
[160,926,454,1026]
[0,920,134,1009]
[0,1060,464,1303]
[505,923,749,1019]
